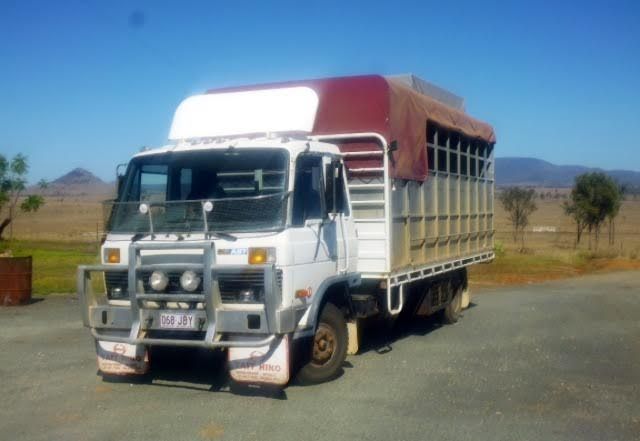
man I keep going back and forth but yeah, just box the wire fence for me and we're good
[494,230,640,255]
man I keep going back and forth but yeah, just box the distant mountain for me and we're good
[44,168,114,196]
[51,168,105,186]
[34,160,640,197]
[496,157,640,187]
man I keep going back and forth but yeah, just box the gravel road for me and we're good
[1,271,639,441]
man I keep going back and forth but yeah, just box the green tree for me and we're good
[498,187,537,251]
[0,154,46,240]
[563,172,622,250]
[607,183,625,246]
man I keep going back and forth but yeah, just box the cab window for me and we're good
[139,165,168,203]
[292,155,323,226]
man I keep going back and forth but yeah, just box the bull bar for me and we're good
[78,241,290,349]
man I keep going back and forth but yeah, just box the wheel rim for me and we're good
[311,323,337,366]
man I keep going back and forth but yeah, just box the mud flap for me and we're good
[347,320,359,355]
[96,340,149,376]
[228,335,289,386]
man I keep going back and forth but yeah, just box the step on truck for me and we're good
[78,74,496,385]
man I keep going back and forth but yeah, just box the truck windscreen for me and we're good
[106,148,289,234]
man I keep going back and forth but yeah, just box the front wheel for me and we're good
[296,303,347,384]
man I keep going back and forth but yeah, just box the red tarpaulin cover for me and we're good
[207,75,496,182]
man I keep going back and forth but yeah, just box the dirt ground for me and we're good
[469,253,640,289]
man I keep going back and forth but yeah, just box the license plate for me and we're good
[159,312,195,329]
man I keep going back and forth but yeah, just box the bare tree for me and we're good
[498,187,537,252]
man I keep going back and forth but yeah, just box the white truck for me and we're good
[78,74,496,385]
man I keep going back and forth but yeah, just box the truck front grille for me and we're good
[218,269,283,303]
[104,271,128,299]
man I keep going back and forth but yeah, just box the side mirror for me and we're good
[116,175,125,198]
[115,163,128,198]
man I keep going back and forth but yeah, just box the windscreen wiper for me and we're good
[131,233,145,242]
[207,231,237,242]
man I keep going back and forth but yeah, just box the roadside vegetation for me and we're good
[476,173,638,289]
[0,154,46,240]
[0,240,98,294]
[2,172,639,295]
[563,172,624,250]
[498,187,537,251]
[469,247,640,289]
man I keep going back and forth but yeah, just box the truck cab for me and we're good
[80,137,360,384]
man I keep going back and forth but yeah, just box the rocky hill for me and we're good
[44,168,114,196]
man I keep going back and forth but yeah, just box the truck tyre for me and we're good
[296,303,347,384]
[442,285,463,324]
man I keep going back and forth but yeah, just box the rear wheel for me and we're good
[296,303,347,384]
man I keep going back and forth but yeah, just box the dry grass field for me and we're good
[14,194,639,248]
[493,198,640,257]
[469,198,640,288]
[2,193,639,294]
[7,194,110,242]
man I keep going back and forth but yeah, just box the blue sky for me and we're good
[1,0,639,182]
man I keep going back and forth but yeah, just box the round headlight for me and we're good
[180,270,201,292]
[239,289,255,303]
[149,271,169,292]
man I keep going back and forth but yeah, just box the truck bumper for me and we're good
[84,304,301,349]
[78,241,302,349]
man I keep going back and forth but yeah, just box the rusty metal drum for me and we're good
[0,257,32,306]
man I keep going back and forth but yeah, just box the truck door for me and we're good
[324,157,356,274]
[290,155,334,271]
[289,154,355,291]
